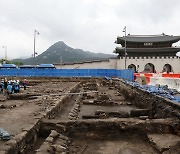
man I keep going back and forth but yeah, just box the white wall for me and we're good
[55,59,117,69]
[117,57,180,73]
[55,57,180,73]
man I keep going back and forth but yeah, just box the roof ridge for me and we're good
[126,34,171,37]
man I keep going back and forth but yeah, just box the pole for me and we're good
[123,26,127,69]
[33,30,36,65]
[2,46,7,61]
[33,30,40,65]
[124,27,127,69]
[60,55,62,69]
[5,47,7,61]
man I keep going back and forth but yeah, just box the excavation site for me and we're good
[0,77,180,154]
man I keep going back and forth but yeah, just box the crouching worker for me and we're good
[23,79,28,90]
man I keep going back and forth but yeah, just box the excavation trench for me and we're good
[1,78,180,154]
[1,79,80,154]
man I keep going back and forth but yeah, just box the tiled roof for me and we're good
[54,59,112,65]
[116,34,180,43]
[115,47,180,53]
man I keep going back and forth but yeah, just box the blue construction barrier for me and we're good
[0,69,134,81]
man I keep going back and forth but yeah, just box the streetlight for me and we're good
[33,29,40,65]
[2,46,7,62]
[123,26,127,69]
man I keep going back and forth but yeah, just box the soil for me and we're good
[69,131,158,154]
[0,78,179,154]
[0,80,77,150]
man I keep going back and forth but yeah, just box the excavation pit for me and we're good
[40,118,179,154]
[0,77,179,154]
[69,130,157,154]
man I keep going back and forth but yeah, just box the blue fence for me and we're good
[0,69,134,81]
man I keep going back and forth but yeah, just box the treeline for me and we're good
[0,59,23,66]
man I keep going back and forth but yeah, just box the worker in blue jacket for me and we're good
[7,82,13,94]
[14,81,20,93]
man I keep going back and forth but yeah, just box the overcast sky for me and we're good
[1,0,180,59]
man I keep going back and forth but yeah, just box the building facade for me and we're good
[115,34,180,73]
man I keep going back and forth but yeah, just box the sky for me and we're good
[1,0,180,60]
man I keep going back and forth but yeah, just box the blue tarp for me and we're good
[125,80,180,103]
[0,64,16,68]
[38,64,55,68]
[0,69,134,81]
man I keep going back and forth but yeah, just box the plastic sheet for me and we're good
[125,80,180,103]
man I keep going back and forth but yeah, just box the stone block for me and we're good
[49,130,59,138]
[46,137,54,143]
[130,109,149,117]
[148,134,180,153]
[51,145,66,153]
[59,134,69,141]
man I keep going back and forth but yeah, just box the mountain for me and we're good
[13,41,116,65]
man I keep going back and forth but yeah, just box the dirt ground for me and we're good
[0,79,77,150]
[0,78,179,154]
[69,131,158,154]
[52,81,158,154]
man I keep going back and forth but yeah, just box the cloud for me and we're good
[0,0,180,59]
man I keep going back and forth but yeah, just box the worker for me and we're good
[4,78,7,90]
[23,79,27,90]
[0,79,4,93]
[3,78,8,96]
[14,80,20,93]
[7,82,13,94]
[0,83,1,92]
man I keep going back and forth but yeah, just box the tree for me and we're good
[0,59,23,66]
